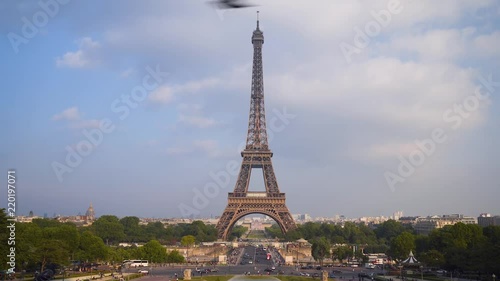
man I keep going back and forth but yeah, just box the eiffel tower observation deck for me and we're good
[216,13,296,240]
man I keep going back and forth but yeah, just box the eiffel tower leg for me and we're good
[216,207,235,240]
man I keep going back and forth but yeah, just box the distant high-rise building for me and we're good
[478,213,500,227]
[393,211,403,220]
[85,203,95,221]
[28,210,34,217]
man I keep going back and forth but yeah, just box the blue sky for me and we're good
[1,0,499,219]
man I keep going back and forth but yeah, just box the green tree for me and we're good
[311,237,330,266]
[120,216,144,242]
[77,231,108,261]
[167,250,185,263]
[181,235,196,247]
[375,220,407,242]
[181,235,196,262]
[32,218,63,228]
[38,238,70,271]
[44,224,80,259]
[355,249,369,264]
[265,224,285,239]
[284,229,302,241]
[389,232,415,260]
[0,209,9,271]
[418,250,445,268]
[16,222,43,272]
[92,215,125,244]
[332,245,351,262]
[145,222,166,241]
[109,247,131,265]
[229,225,248,240]
[142,240,168,262]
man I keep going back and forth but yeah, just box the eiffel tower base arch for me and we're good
[216,196,296,240]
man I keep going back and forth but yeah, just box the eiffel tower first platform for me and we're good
[216,14,297,240]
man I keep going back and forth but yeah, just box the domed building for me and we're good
[85,203,95,222]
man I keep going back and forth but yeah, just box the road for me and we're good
[122,246,386,280]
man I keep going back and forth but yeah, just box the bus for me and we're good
[123,260,149,268]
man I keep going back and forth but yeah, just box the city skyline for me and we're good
[1,1,499,219]
[10,203,499,222]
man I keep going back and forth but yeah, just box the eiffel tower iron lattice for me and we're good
[216,14,296,240]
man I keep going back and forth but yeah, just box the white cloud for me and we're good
[268,57,484,130]
[56,37,101,68]
[260,0,494,43]
[52,107,81,121]
[380,28,500,62]
[175,103,218,128]
[473,31,500,57]
[384,28,474,61]
[148,78,221,105]
[175,78,220,93]
[52,107,103,130]
[179,115,217,128]
[149,86,175,104]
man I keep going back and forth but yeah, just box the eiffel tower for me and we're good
[216,14,296,240]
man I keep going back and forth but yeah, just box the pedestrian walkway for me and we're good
[63,273,136,281]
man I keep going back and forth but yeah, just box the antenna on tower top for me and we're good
[256,11,260,29]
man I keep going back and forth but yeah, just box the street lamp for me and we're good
[492,274,496,281]
[420,266,423,281]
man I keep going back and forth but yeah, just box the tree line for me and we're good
[93,215,246,244]
[0,210,246,273]
[266,220,500,275]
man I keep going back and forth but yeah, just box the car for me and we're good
[312,273,320,278]
[138,270,148,274]
[248,261,253,264]
[332,270,342,274]
[211,268,219,272]
[316,266,322,270]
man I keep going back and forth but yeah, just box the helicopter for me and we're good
[212,0,257,9]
